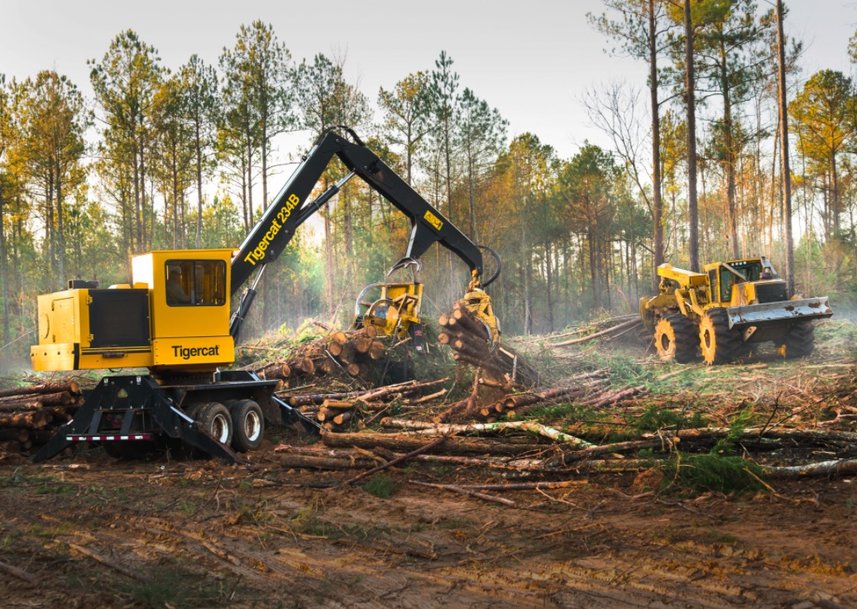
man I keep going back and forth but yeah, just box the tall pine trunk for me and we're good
[649,0,665,281]
[684,0,700,272]
[776,0,795,295]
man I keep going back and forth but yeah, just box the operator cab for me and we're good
[32,249,235,372]
[704,257,787,306]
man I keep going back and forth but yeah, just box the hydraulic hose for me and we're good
[478,245,501,288]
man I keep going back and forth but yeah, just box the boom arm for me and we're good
[229,128,489,338]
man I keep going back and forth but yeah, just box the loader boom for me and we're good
[228,127,494,341]
[232,128,485,295]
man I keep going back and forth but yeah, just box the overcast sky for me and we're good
[2,0,855,162]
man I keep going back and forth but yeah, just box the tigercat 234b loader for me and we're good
[640,257,832,365]
[30,127,500,463]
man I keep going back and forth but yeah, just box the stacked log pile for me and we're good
[255,326,392,385]
[0,380,83,454]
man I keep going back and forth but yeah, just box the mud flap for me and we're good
[727,297,832,330]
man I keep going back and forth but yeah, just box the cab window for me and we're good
[719,261,762,302]
[165,260,226,307]
[719,268,735,302]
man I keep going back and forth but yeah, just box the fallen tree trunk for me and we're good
[380,417,593,448]
[321,431,543,456]
[763,458,857,479]
[271,451,377,470]
[551,318,642,347]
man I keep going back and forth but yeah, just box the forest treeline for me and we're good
[0,0,856,362]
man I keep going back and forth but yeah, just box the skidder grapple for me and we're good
[640,258,832,365]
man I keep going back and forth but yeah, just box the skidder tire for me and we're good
[781,322,815,358]
[226,399,265,452]
[196,402,233,446]
[699,308,740,365]
[654,314,697,363]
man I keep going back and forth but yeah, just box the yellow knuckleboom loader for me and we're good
[639,257,832,365]
[30,127,500,463]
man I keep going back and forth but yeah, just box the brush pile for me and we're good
[0,380,84,454]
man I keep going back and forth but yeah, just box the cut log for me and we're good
[272,451,375,470]
[322,431,543,456]
[0,390,74,406]
[330,331,348,346]
[295,357,315,375]
[332,411,353,426]
[322,399,355,410]
[0,410,52,429]
[338,342,357,364]
[353,335,373,354]
[368,340,386,361]
[0,380,81,398]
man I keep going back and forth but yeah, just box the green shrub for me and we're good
[633,405,705,432]
[361,474,396,498]
[664,454,763,494]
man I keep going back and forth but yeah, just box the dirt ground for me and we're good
[1,320,855,609]
[0,443,855,609]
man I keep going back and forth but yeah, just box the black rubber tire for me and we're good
[654,313,697,363]
[780,322,815,358]
[196,402,233,446]
[226,399,265,452]
[698,308,740,365]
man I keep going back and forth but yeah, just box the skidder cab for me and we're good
[640,257,832,365]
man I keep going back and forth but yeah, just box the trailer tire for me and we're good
[227,399,264,452]
[699,308,739,365]
[780,322,815,358]
[196,402,233,446]
[654,314,697,363]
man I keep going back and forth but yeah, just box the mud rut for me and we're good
[0,454,854,609]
